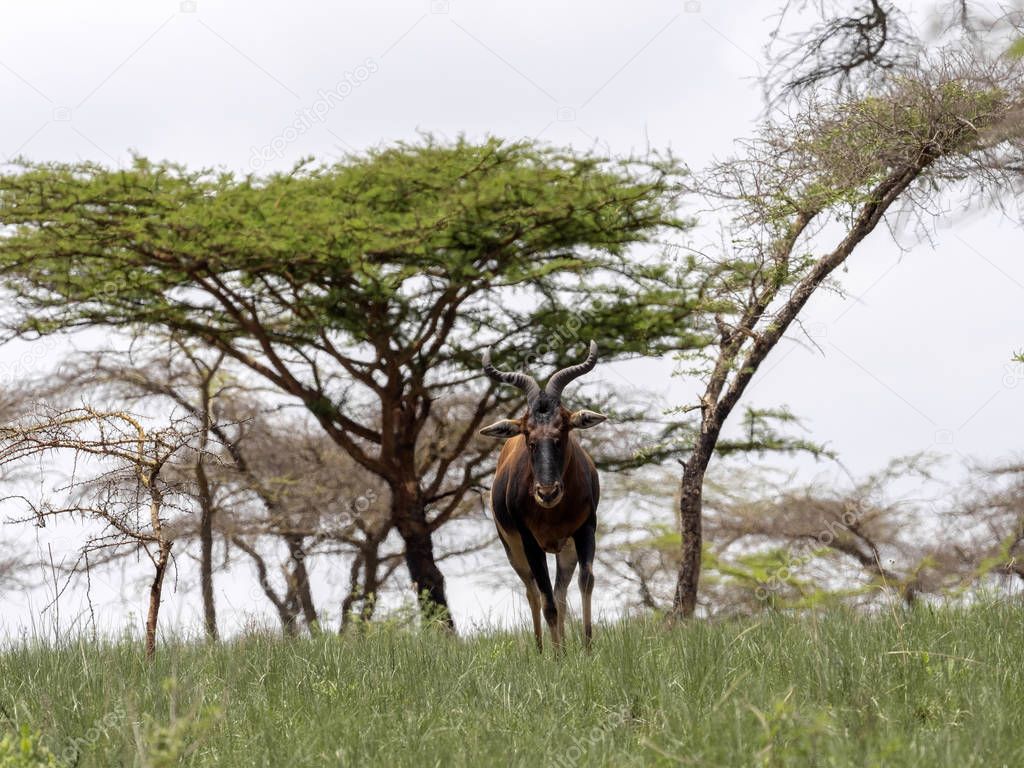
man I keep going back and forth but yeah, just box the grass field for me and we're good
[1,602,1022,767]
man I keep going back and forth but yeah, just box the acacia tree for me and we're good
[61,340,402,634]
[92,338,230,640]
[766,1,1024,101]
[0,138,692,627]
[612,451,1024,616]
[207,393,391,633]
[607,456,1017,615]
[668,44,1024,616]
[948,460,1024,587]
[765,0,914,101]
[0,406,196,658]
[59,338,314,638]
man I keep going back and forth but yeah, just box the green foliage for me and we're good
[625,521,679,552]
[766,77,1013,224]
[135,680,222,768]
[0,606,1022,766]
[748,690,835,768]
[0,138,692,363]
[616,404,834,471]
[705,546,810,588]
[627,529,877,611]
[716,406,836,460]
[0,727,61,768]
[1006,37,1024,60]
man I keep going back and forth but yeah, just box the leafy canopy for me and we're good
[0,136,692,366]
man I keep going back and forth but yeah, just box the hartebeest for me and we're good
[480,341,607,651]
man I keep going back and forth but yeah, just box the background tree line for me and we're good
[0,0,1022,655]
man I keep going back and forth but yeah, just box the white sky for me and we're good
[1,0,1023,638]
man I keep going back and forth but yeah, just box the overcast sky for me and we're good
[2,0,1023,637]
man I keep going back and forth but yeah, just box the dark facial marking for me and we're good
[525,399,570,502]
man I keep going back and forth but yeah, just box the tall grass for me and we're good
[1,602,1022,766]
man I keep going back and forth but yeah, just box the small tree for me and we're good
[63,340,396,634]
[82,337,230,640]
[668,45,1024,616]
[0,406,198,658]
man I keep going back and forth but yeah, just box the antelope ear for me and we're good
[569,409,607,430]
[479,419,523,439]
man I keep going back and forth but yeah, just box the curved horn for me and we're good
[482,347,540,402]
[545,340,599,399]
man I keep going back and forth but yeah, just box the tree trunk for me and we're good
[672,427,720,619]
[673,462,705,618]
[340,551,365,632]
[196,458,217,641]
[391,481,454,630]
[284,534,319,633]
[145,540,172,660]
[360,546,380,623]
[340,543,381,632]
[232,536,300,635]
[195,375,218,640]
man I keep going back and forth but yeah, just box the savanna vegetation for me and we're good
[1,604,1023,767]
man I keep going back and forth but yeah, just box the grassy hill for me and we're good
[1,602,1022,767]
